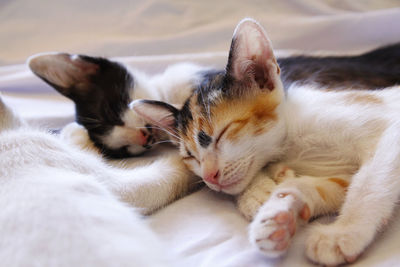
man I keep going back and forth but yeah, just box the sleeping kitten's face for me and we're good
[175,75,285,194]
[29,53,159,158]
[133,19,286,194]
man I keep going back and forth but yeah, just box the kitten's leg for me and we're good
[236,168,277,221]
[306,124,400,266]
[250,166,348,258]
[237,164,300,221]
[60,122,101,154]
[0,95,24,131]
[60,122,200,215]
[103,154,200,215]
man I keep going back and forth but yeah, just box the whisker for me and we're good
[135,125,183,142]
[191,179,205,186]
[152,140,174,146]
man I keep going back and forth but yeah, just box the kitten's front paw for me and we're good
[306,223,371,266]
[237,177,276,221]
[60,122,99,153]
[249,191,310,257]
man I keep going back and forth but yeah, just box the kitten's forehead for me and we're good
[178,70,224,136]
[196,69,226,108]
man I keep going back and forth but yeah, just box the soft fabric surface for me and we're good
[1,1,400,266]
[1,0,400,66]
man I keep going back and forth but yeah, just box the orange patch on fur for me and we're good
[250,93,278,122]
[208,91,280,142]
[316,186,327,201]
[253,126,266,136]
[184,87,281,145]
[180,97,201,154]
[182,124,198,155]
[328,177,349,188]
[345,93,383,105]
[226,119,250,140]
[198,117,214,136]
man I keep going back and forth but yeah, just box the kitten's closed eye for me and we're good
[183,148,199,163]
[216,122,234,146]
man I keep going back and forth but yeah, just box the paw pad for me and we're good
[250,192,310,258]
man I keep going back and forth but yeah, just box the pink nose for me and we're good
[138,129,149,145]
[204,170,220,185]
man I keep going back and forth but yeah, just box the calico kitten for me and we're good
[131,18,400,265]
[28,43,400,159]
[0,94,195,266]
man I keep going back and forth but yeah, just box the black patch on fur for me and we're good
[36,55,135,158]
[73,57,134,158]
[196,70,226,104]
[178,69,228,136]
[225,36,238,81]
[145,123,153,133]
[198,130,212,148]
[97,144,134,159]
[197,70,229,111]
[278,42,400,90]
[178,99,193,136]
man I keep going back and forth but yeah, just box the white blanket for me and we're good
[1,1,400,266]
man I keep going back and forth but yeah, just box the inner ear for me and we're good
[129,99,179,133]
[226,18,280,91]
[28,53,100,97]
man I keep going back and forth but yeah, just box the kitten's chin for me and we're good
[206,177,251,195]
[127,145,150,155]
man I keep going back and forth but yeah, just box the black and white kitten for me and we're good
[28,44,400,158]
[29,53,204,158]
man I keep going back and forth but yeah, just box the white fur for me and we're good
[277,86,400,265]
[0,97,196,267]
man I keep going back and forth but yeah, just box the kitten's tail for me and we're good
[0,95,24,131]
[278,43,400,90]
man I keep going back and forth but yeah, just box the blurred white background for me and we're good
[1,0,399,66]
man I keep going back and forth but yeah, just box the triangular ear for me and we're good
[226,18,281,91]
[130,99,179,135]
[28,53,100,98]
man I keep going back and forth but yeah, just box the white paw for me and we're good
[249,191,310,257]
[60,122,99,153]
[306,223,371,266]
